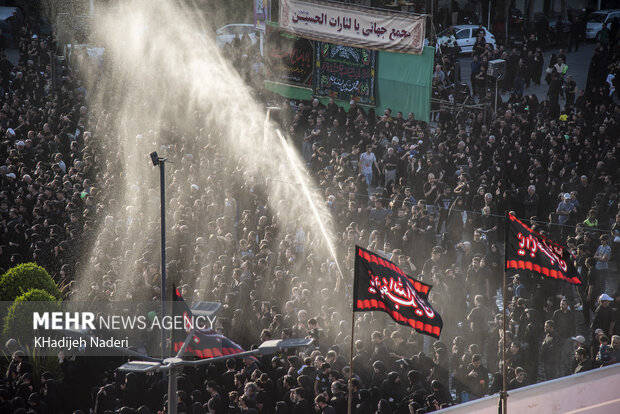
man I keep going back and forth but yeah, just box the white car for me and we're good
[437,25,496,54]
[586,9,620,40]
[215,24,258,48]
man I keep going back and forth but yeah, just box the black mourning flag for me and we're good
[505,214,581,285]
[172,284,246,358]
[353,246,443,338]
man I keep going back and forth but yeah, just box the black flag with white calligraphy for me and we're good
[505,214,581,285]
[353,246,443,338]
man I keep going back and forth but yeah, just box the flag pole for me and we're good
[347,307,356,414]
[501,213,509,414]
[348,251,358,414]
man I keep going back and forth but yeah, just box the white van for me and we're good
[586,9,620,40]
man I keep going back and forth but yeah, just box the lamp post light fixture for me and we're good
[117,338,313,414]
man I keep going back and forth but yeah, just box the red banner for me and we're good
[505,214,581,285]
[172,285,246,358]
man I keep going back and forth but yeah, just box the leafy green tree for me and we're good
[3,289,60,336]
[0,263,61,301]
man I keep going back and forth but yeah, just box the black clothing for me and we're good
[552,309,576,339]
[540,331,561,380]
[574,358,593,374]
[292,399,311,414]
[507,378,527,390]
[592,305,614,336]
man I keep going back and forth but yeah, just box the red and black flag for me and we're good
[172,284,246,358]
[505,214,581,285]
[353,246,443,338]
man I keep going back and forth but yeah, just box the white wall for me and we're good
[437,364,620,414]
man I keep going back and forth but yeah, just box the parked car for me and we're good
[437,25,496,54]
[586,9,620,40]
[215,23,258,47]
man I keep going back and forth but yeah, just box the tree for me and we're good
[0,263,62,301]
[3,288,60,336]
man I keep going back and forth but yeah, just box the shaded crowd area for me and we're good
[0,12,619,414]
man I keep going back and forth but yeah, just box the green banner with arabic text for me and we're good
[313,42,376,105]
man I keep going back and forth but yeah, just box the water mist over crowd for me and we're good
[74,1,344,303]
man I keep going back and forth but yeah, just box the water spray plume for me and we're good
[276,129,347,289]
[76,0,344,303]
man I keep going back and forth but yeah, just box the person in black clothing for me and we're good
[507,367,527,390]
[573,347,593,373]
[380,372,405,410]
[239,395,259,414]
[120,372,144,409]
[435,186,454,235]
[579,257,601,327]
[564,75,577,107]
[221,360,239,394]
[532,48,544,85]
[274,401,288,414]
[314,363,331,396]
[514,59,528,97]
[314,393,335,414]
[553,298,577,375]
[429,379,452,407]
[370,332,391,365]
[507,341,525,373]
[26,392,47,414]
[328,382,347,414]
[39,372,57,413]
[256,375,276,414]
[422,246,444,282]
[370,360,388,390]
[228,391,241,414]
[547,71,563,117]
[290,388,311,414]
[0,389,11,414]
[592,294,615,339]
[568,17,581,52]
[94,384,117,414]
[206,381,226,414]
[466,354,489,400]
[540,320,562,381]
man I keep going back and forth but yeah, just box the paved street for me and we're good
[455,42,596,103]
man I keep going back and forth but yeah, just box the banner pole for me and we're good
[501,213,509,414]
[348,251,357,414]
[347,308,356,414]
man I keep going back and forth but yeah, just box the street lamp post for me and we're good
[150,151,168,359]
[118,338,313,414]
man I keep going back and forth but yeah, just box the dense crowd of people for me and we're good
[0,8,619,414]
[434,22,620,123]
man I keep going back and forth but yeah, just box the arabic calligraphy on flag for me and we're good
[279,0,425,54]
[314,42,376,105]
[505,214,581,285]
[354,246,443,338]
